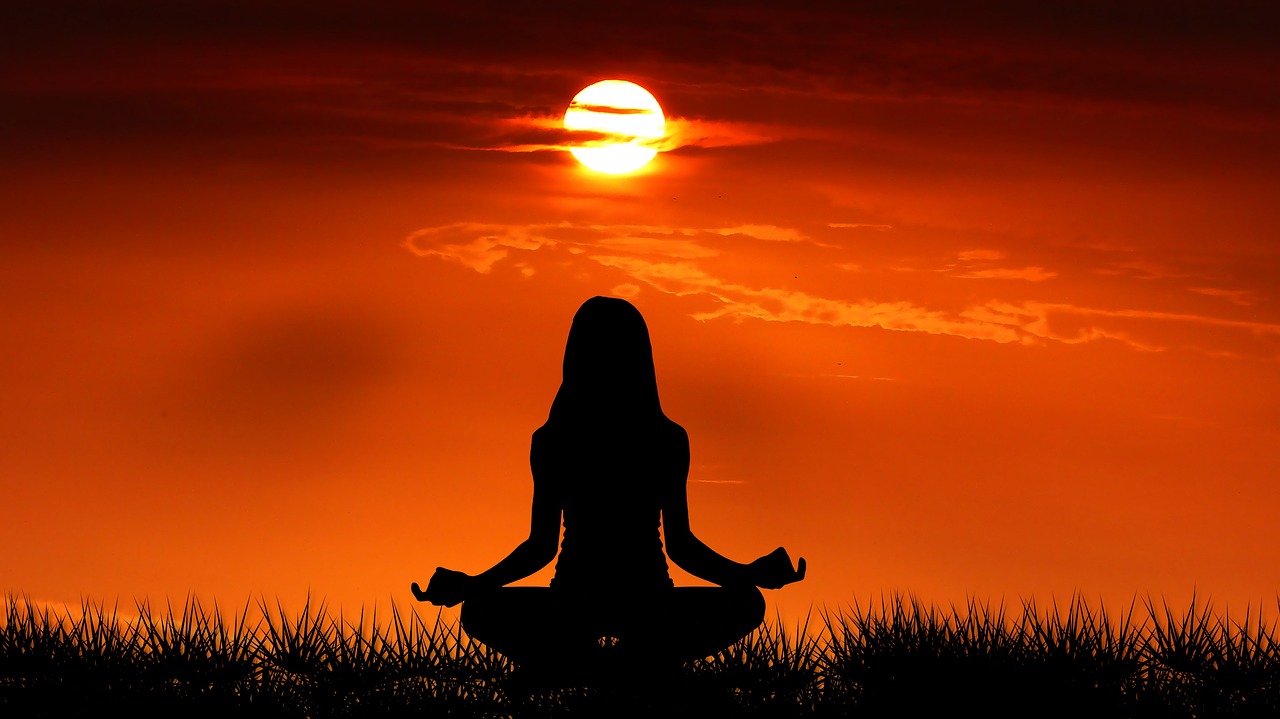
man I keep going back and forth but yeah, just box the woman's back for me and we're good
[535,420,686,592]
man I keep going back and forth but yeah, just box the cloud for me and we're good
[403,222,832,274]
[1188,287,1256,306]
[829,223,894,231]
[569,103,658,116]
[406,220,1280,359]
[10,2,1277,164]
[590,254,1028,342]
[658,117,786,151]
[953,266,1057,281]
[432,117,617,153]
[1095,259,1191,281]
[957,248,1005,261]
[409,221,1038,343]
[712,225,811,243]
[472,115,785,154]
[943,248,1057,282]
[963,300,1280,354]
[414,113,787,156]
[596,236,718,259]
[403,223,554,273]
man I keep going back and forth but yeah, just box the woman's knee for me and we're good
[461,588,563,644]
[737,585,766,629]
[459,589,516,640]
[458,597,489,640]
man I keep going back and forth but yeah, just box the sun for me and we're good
[563,80,665,175]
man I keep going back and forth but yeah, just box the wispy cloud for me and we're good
[1188,286,1257,306]
[444,114,786,154]
[953,266,1057,281]
[963,300,1280,354]
[403,223,553,273]
[944,248,1056,282]
[657,116,785,151]
[593,255,1031,343]
[596,236,718,259]
[568,103,658,115]
[1096,259,1191,281]
[829,223,894,231]
[712,225,811,243]
[403,222,825,274]
[957,248,1005,261]
[406,221,1280,359]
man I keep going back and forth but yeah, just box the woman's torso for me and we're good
[534,421,684,593]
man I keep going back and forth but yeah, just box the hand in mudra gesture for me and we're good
[411,567,474,607]
[747,547,807,589]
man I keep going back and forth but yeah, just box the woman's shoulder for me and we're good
[657,417,689,442]
[531,424,560,456]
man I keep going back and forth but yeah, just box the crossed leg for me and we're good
[460,586,765,669]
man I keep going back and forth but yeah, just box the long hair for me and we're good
[545,296,666,428]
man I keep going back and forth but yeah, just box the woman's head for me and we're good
[548,296,664,424]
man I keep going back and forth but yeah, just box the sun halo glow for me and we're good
[563,80,665,175]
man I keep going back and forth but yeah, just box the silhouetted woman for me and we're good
[412,296,805,672]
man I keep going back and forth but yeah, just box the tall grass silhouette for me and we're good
[2,593,1277,717]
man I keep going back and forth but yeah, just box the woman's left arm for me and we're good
[661,426,805,588]
[412,432,562,606]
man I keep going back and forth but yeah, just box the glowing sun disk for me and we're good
[564,80,665,175]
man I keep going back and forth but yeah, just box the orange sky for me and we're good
[4,2,1280,622]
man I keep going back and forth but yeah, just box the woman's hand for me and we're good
[747,547,807,589]
[411,567,474,607]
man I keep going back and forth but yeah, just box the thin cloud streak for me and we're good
[407,221,1280,359]
[952,267,1057,282]
[958,249,1005,261]
[441,115,787,155]
[403,223,553,274]
[568,103,658,115]
[593,254,1029,344]
[712,225,811,243]
[829,223,894,231]
[495,115,787,154]
[1189,287,1257,306]
[405,222,825,274]
[947,249,1055,281]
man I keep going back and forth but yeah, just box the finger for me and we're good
[796,557,807,580]
[411,582,429,601]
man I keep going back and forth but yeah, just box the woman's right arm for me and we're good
[414,430,561,606]
[662,475,753,586]
[662,426,806,589]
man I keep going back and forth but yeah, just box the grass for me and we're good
[2,593,1278,717]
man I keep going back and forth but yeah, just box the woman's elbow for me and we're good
[665,536,693,566]
[539,546,559,566]
[532,537,559,566]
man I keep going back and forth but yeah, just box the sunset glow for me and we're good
[563,80,665,174]
[3,3,1279,625]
